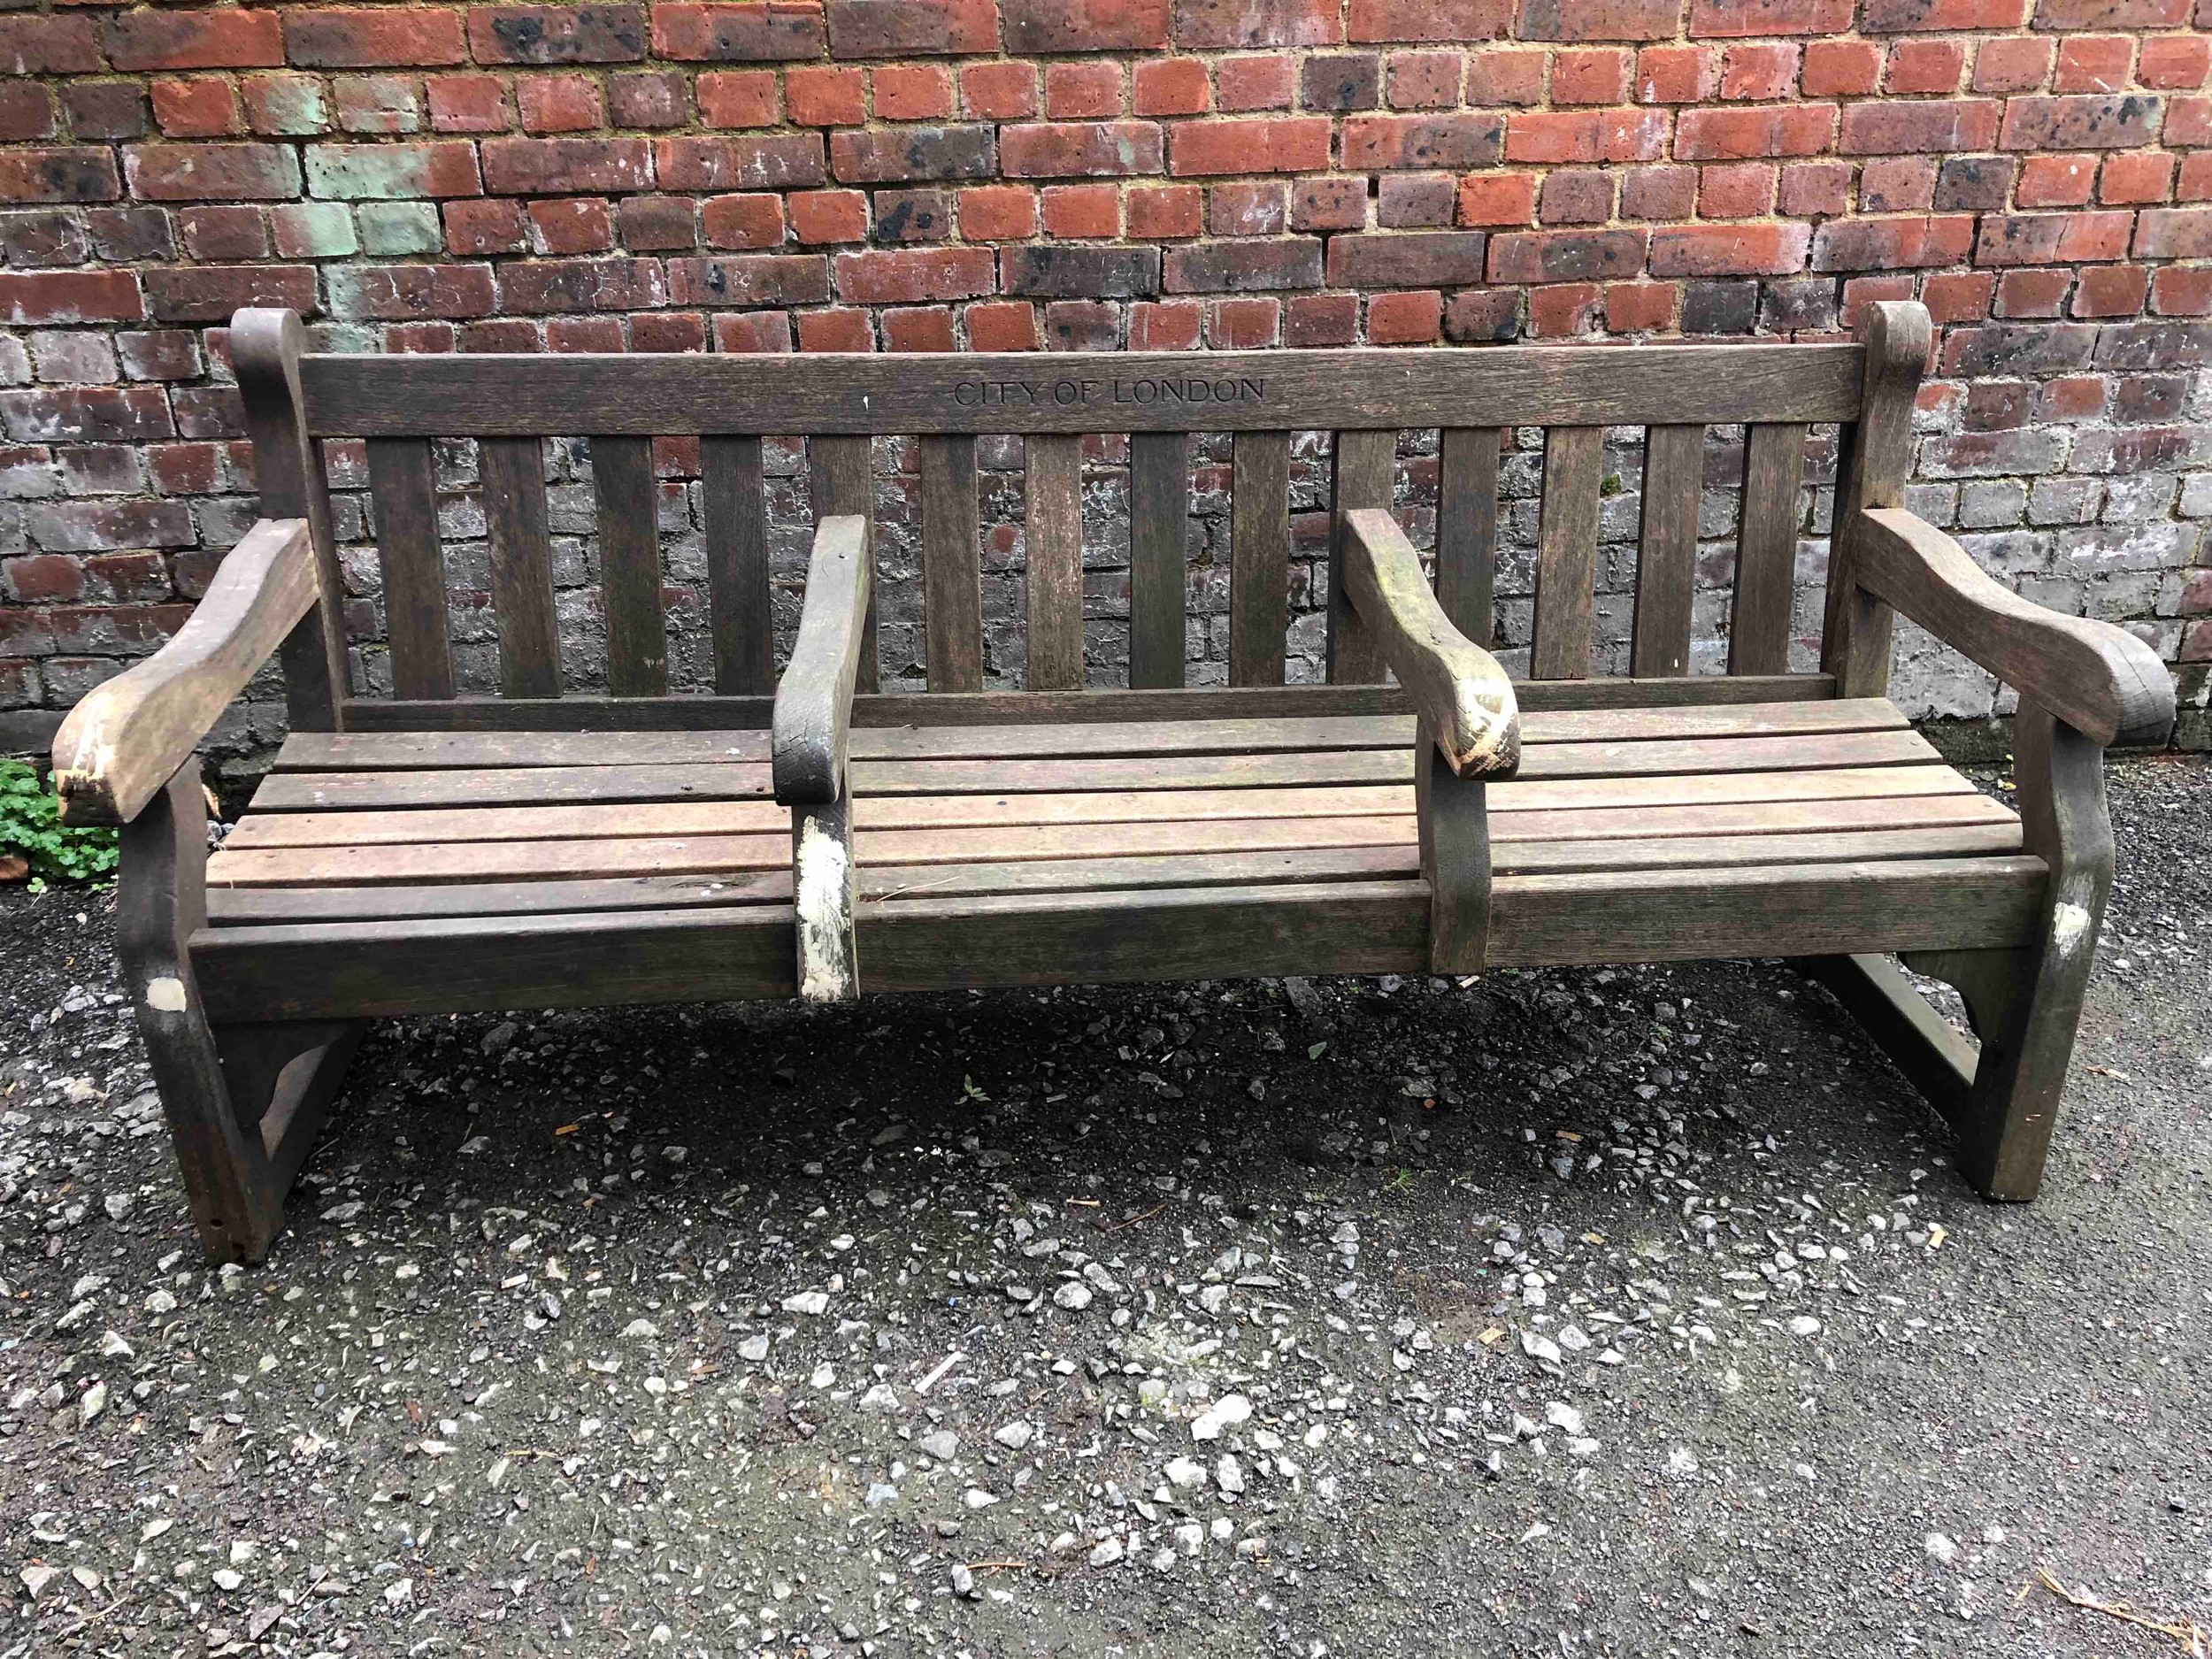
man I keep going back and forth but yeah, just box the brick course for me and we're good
[2,0,2208,756]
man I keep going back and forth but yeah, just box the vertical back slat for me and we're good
[1024,434,1084,691]
[1632,424,1703,678]
[1127,430,1187,690]
[479,435,561,698]
[810,435,877,694]
[1436,427,1500,646]
[1228,430,1292,687]
[1530,426,1604,680]
[365,436,453,700]
[1326,428,1395,684]
[1729,421,1809,676]
[702,434,772,695]
[919,434,984,693]
[593,435,666,696]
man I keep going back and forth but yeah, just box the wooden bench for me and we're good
[51,302,2174,1262]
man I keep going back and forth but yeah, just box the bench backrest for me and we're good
[259,312,1923,726]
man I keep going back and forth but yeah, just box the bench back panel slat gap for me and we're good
[480,435,561,699]
[365,436,453,701]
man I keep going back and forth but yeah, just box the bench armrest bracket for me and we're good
[1853,507,2175,750]
[775,513,871,1002]
[52,517,315,827]
[1340,506,1517,972]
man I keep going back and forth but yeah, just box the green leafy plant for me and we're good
[0,759,119,887]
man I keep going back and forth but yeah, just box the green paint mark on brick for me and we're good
[357,201,441,256]
[249,75,329,138]
[305,147,433,202]
[273,202,357,259]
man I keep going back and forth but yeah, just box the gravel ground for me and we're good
[1,753,2207,1659]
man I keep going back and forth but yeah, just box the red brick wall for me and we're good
[3,0,2209,761]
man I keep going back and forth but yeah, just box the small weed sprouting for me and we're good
[0,759,119,891]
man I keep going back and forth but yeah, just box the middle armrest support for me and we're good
[773,513,872,805]
[1340,507,1521,778]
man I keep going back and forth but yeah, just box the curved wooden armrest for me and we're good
[51,518,315,827]
[772,514,872,804]
[1854,508,2176,749]
[1341,507,1520,776]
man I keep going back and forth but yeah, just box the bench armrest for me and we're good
[1341,507,1521,776]
[772,514,872,805]
[51,517,316,827]
[1853,507,2176,749]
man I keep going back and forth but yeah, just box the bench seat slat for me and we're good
[273,695,1909,772]
[204,821,2030,926]
[250,725,1939,811]
[208,790,2012,887]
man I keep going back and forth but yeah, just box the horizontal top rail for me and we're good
[299,344,1866,437]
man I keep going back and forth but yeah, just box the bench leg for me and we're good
[119,761,361,1263]
[1803,702,2113,1202]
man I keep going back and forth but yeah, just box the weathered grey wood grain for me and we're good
[234,308,349,731]
[1822,300,1928,696]
[1127,431,1188,690]
[1729,421,1808,677]
[772,514,870,805]
[702,435,772,695]
[479,435,561,698]
[919,434,984,693]
[1230,430,1292,687]
[1327,428,1396,684]
[1632,423,1701,679]
[1437,427,1499,646]
[365,439,451,701]
[1855,508,2176,749]
[1341,508,1519,776]
[1025,434,1084,691]
[300,344,1867,436]
[1531,426,1603,680]
[593,435,668,696]
[810,434,877,695]
[54,518,315,826]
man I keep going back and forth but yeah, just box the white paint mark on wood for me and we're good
[146,976,188,1013]
[2050,901,2092,956]
[795,811,854,1003]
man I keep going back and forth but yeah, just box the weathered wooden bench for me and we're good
[53,302,2173,1262]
